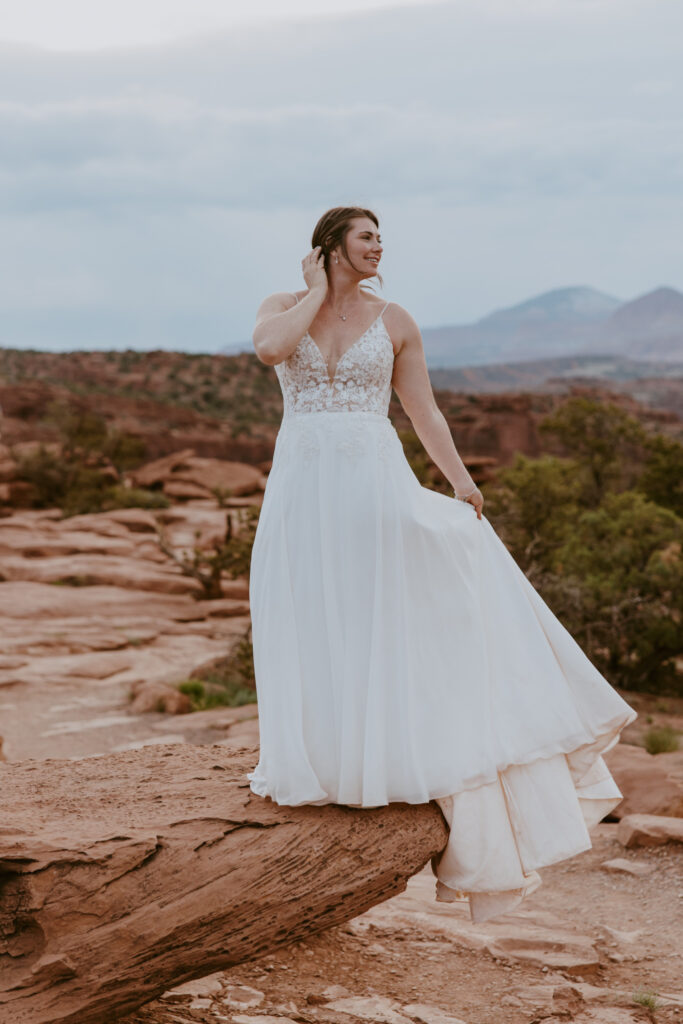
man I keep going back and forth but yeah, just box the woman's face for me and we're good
[339,218,383,276]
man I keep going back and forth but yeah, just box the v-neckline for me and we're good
[305,313,382,385]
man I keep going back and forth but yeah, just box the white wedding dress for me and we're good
[247,295,638,923]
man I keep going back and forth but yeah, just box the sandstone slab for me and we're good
[325,995,414,1024]
[0,743,448,1024]
[129,449,197,488]
[604,743,683,818]
[402,1003,469,1024]
[617,813,683,847]
[600,858,654,877]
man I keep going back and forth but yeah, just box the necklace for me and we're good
[333,304,354,321]
[329,295,360,321]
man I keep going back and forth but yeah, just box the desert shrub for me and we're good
[632,988,661,1011]
[638,433,683,517]
[484,396,683,697]
[100,486,170,510]
[551,492,682,694]
[540,397,648,505]
[45,401,109,454]
[483,454,582,574]
[177,628,256,709]
[102,430,147,471]
[15,446,168,516]
[157,504,259,599]
[643,725,680,754]
[16,446,110,514]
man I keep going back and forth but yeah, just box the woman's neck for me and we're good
[324,277,365,310]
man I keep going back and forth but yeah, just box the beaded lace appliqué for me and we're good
[274,315,394,416]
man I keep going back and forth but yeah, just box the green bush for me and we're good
[177,628,256,710]
[540,397,648,505]
[158,505,259,598]
[484,397,683,697]
[551,492,682,693]
[15,446,168,516]
[638,433,683,517]
[101,486,170,510]
[643,725,680,754]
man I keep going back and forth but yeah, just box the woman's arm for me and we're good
[389,305,484,518]
[252,288,325,365]
[252,247,327,365]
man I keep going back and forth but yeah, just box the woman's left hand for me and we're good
[466,488,484,520]
[455,486,484,520]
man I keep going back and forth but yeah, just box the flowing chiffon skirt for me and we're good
[247,409,637,922]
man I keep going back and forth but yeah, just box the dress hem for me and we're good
[245,705,635,809]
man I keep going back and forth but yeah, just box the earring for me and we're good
[335,255,339,264]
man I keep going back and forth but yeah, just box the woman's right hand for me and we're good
[302,246,328,296]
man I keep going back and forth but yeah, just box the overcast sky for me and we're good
[1,0,682,352]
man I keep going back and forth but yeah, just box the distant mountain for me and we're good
[598,287,683,361]
[482,286,621,327]
[421,286,683,368]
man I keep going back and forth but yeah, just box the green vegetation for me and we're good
[157,505,260,599]
[643,725,680,754]
[42,400,148,471]
[15,444,169,517]
[177,628,257,709]
[632,987,661,1011]
[11,400,168,516]
[482,398,683,697]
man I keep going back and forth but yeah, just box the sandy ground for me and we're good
[121,821,682,1024]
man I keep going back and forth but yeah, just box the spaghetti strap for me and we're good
[291,293,300,305]
[380,301,390,316]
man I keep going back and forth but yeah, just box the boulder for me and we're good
[130,452,264,498]
[604,743,683,819]
[0,744,448,1024]
[172,456,265,497]
[128,449,196,488]
[162,479,213,500]
[128,680,193,714]
[617,813,683,847]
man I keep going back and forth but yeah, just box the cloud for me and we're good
[0,0,682,348]
[2,95,681,216]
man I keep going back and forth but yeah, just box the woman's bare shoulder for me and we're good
[255,290,298,322]
[382,301,420,333]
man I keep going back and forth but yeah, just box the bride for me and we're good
[247,205,637,923]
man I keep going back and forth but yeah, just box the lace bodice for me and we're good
[274,299,394,415]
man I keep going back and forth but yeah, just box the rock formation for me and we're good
[603,743,683,818]
[0,744,448,1024]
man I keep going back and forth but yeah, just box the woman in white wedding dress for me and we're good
[247,206,637,923]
